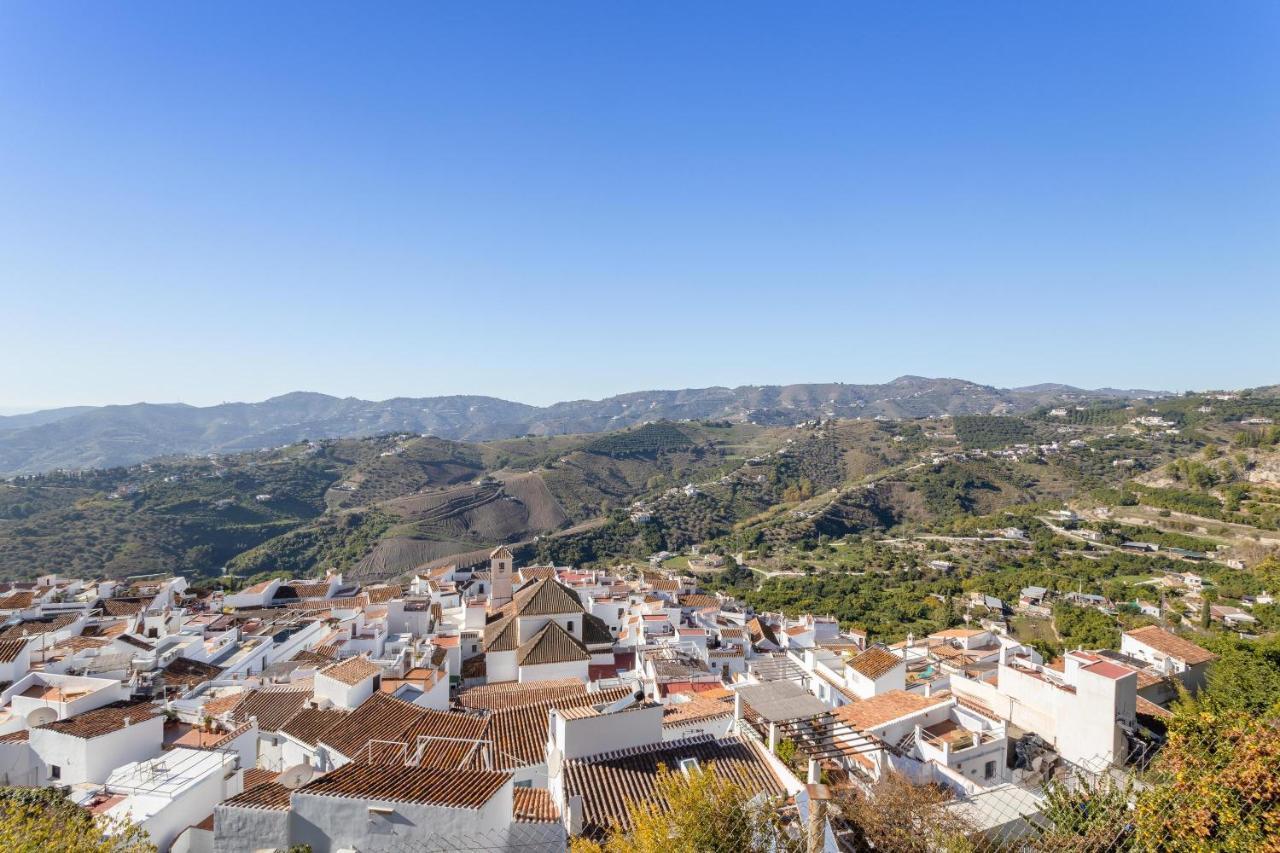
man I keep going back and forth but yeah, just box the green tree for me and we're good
[570,764,799,853]
[0,787,155,852]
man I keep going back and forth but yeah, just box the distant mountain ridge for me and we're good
[0,377,1166,476]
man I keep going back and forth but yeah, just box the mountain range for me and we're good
[0,377,1164,476]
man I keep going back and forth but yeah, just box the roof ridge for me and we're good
[566,731,721,765]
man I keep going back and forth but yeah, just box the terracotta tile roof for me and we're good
[280,707,350,746]
[583,613,614,646]
[1136,695,1174,720]
[296,762,511,809]
[291,581,332,599]
[295,595,367,612]
[0,638,28,663]
[0,729,29,743]
[400,706,488,747]
[661,693,735,728]
[243,768,280,789]
[513,787,560,823]
[198,690,246,718]
[51,635,109,653]
[747,617,779,647]
[364,584,403,604]
[0,614,78,640]
[835,691,951,732]
[458,678,587,711]
[101,598,146,616]
[563,735,785,837]
[160,657,223,690]
[847,646,902,680]
[317,692,482,761]
[0,591,35,609]
[37,701,160,739]
[511,578,584,617]
[487,685,635,770]
[220,781,292,811]
[228,689,312,733]
[414,737,491,771]
[319,655,381,686]
[1123,626,1217,666]
[517,620,590,667]
[481,616,519,653]
[517,566,556,583]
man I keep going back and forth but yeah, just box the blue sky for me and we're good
[2,2,1277,412]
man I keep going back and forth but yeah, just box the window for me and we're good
[984,760,996,780]
[678,758,700,775]
[567,621,575,633]
[514,779,533,788]
[48,765,60,780]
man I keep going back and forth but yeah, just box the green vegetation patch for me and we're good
[582,422,695,458]
[953,415,1034,449]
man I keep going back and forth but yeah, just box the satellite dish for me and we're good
[278,763,315,790]
[26,707,57,728]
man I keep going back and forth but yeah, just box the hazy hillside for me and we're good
[3,389,1279,585]
[0,378,1164,475]
[0,421,780,582]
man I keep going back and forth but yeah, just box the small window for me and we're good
[984,760,996,780]
[567,621,575,633]
[48,765,60,780]
[678,758,700,775]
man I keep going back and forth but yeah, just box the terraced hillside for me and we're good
[6,389,1279,584]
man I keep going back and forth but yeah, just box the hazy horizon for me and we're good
[0,373,1238,418]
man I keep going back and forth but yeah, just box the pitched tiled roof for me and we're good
[511,578,584,617]
[458,678,587,711]
[317,692,482,761]
[582,613,614,646]
[280,707,350,746]
[243,768,280,789]
[296,762,511,809]
[487,685,635,770]
[563,735,785,837]
[513,787,559,823]
[220,781,292,811]
[101,598,148,617]
[37,701,159,739]
[0,614,78,640]
[517,620,590,667]
[848,646,902,680]
[1124,626,1217,666]
[364,584,403,604]
[400,707,488,747]
[0,638,28,663]
[319,655,381,686]
[160,657,223,690]
[228,689,312,733]
[661,693,735,728]
[0,591,35,610]
[201,690,250,717]
[835,691,951,731]
[747,617,779,647]
[291,581,332,599]
[483,614,519,652]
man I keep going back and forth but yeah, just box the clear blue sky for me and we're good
[2,2,1277,412]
